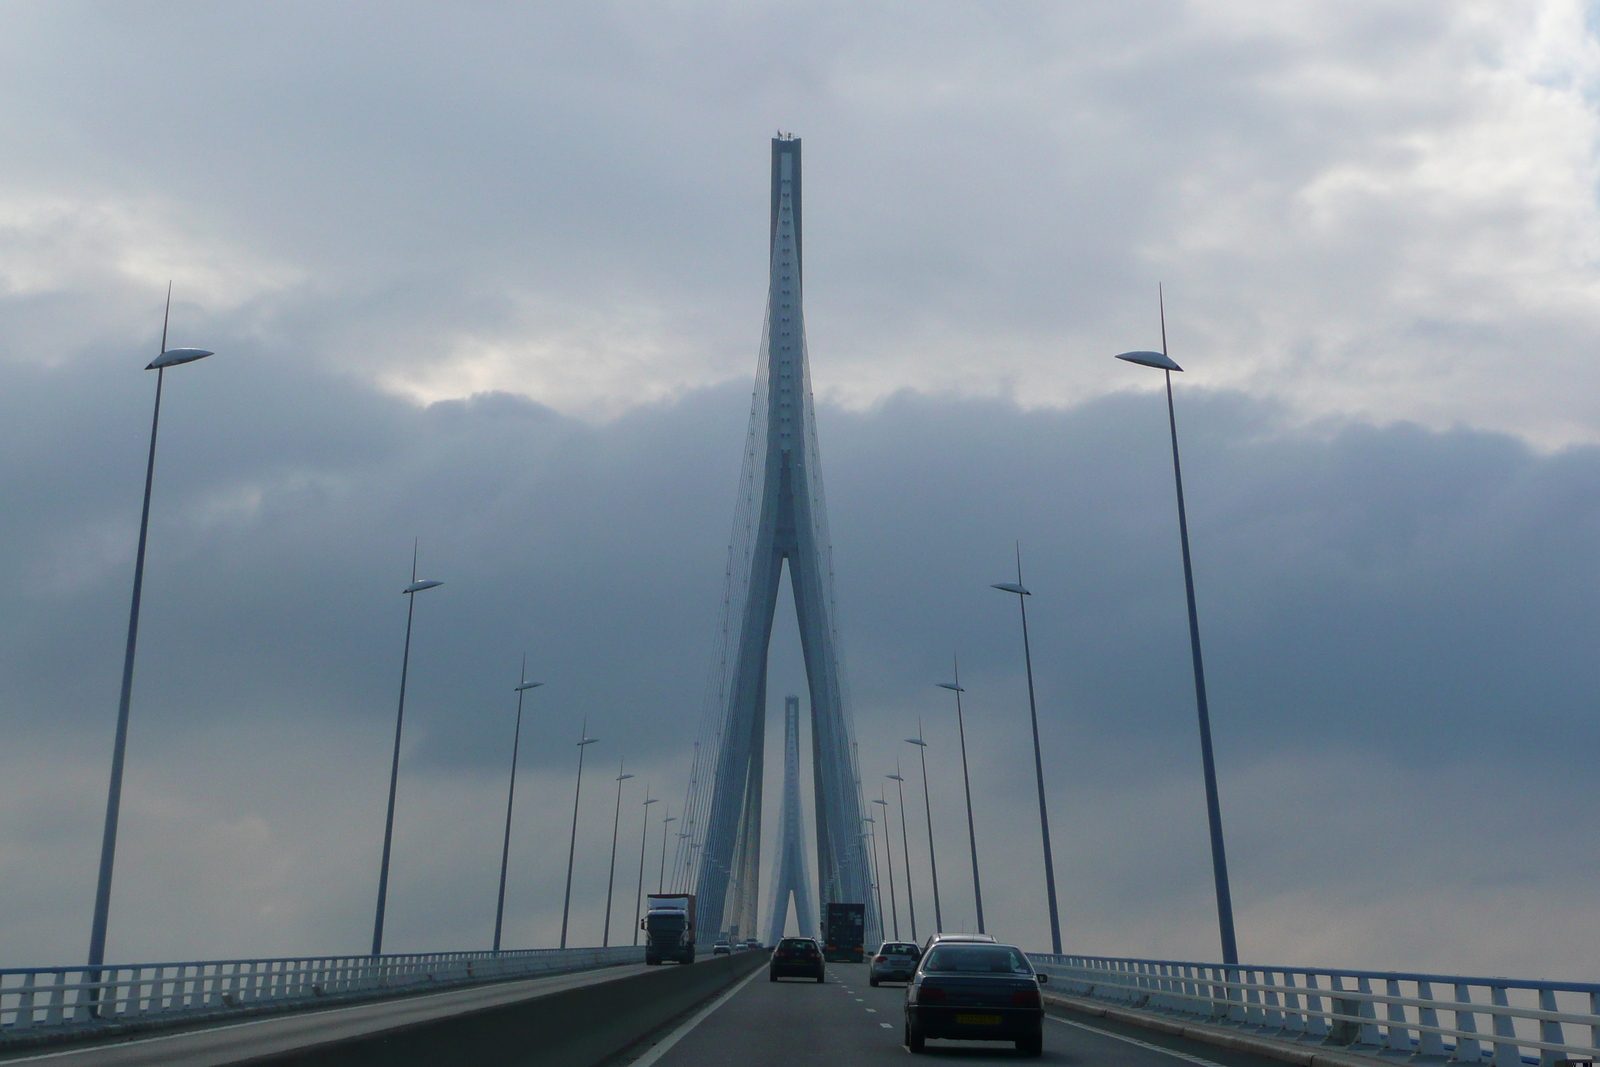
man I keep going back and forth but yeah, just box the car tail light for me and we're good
[875,955,887,963]
[1011,988,1041,1007]
[917,986,946,1004]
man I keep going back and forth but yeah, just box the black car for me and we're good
[769,936,825,982]
[903,942,1047,1056]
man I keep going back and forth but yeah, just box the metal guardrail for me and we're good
[0,946,643,1034]
[1030,953,1600,1067]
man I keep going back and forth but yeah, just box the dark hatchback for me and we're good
[769,936,825,982]
[904,943,1047,1056]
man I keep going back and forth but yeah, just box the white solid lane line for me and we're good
[1047,1014,1231,1067]
[630,966,765,1067]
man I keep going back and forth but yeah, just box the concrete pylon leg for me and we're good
[766,696,815,942]
[692,136,876,943]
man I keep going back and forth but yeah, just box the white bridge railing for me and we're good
[0,946,643,1034]
[1031,952,1600,1066]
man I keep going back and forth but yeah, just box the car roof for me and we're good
[923,932,997,947]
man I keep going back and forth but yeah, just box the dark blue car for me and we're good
[903,942,1048,1056]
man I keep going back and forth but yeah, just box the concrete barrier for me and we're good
[249,950,768,1067]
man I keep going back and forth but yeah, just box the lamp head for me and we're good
[872,798,887,806]
[1115,350,1183,372]
[905,738,927,747]
[578,736,599,747]
[886,773,905,782]
[937,682,964,692]
[991,582,1030,596]
[617,772,635,782]
[643,797,659,806]
[146,348,214,370]
[403,579,443,594]
[514,680,543,692]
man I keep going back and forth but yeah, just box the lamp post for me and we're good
[659,812,676,893]
[673,829,691,893]
[905,724,942,933]
[862,817,885,944]
[88,287,214,971]
[493,662,542,952]
[872,795,899,940]
[602,762,635,947]
[887,768,916,942]
[1114,291,1239,965]
[938,659,984,934]
[371,548,444,957]
[560,724,599,949]
[992,547,1062,955]
[633,793,659,946]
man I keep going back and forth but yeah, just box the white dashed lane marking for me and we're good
[880,1023,893,1029]
[865,1008,877,1013]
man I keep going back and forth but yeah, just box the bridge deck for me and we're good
[0,962,653,1067]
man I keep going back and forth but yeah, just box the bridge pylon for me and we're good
[686,135,877,947]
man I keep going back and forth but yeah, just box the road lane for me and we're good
[642,961,1293,1067]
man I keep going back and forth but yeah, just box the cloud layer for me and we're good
[0,2,1598,982]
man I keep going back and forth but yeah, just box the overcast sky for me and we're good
[1,1,1598,983]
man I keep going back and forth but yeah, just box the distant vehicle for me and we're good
[769,936,825,982]
[712,939,731,955]
[821,902,866,962]
[920,932,996,954]
[742,938,762,951]
[904,942,1048,1057]
[869,941,922,986]
[641,894,696,965]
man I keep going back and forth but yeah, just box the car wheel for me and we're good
[1016,1031,1043,1057]
[769,970,777,982]
[869,975,879,987]
[905,1019,925,1053]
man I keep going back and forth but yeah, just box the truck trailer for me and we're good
[822,902,865,962]
[642,893,697,965]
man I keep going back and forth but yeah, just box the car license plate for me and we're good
[957,1014,1002,1026]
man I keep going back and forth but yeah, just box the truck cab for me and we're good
[642,893,697,965]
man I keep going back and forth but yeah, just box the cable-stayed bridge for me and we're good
[10,136,1598,1066]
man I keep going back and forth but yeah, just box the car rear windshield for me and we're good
[779,938,815,950]
[922,945,1033,974]
[881,943,919,955]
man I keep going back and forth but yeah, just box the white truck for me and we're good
[641,893,697,965]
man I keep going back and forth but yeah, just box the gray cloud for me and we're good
[0,345,1597,978]
[1,0,1598,983]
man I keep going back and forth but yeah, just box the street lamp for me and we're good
[1115,292,1239,965]
[633,793,659,945]
[493,662,542,952]
[938,660,985,934]
[872,795,899,940]
[905,725,942,933]
[372,547,444,957]
[992,548,1062,955]
[862,816,885,944]
[886,768,917,942]
[602,762,635,946]
[560,724,599,949]
[659,812,677,893]
[88,287,215,970]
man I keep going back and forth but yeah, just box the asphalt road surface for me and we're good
[636,961,1291,1067]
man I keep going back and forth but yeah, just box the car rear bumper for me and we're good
[907,1005,1043,1040]
[871,964,914,981]
[770,964,823,977]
